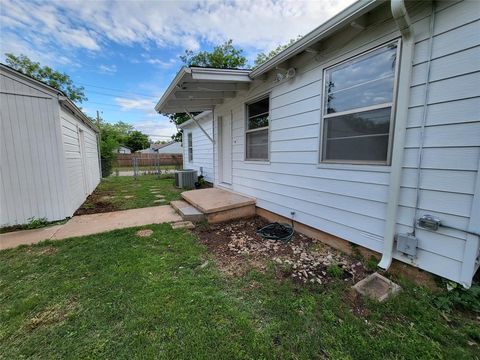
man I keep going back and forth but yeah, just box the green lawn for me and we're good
[113,165,180,172]
[76,175,183,215]
[0,224,478,359]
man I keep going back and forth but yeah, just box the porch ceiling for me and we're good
[155,67,252,114]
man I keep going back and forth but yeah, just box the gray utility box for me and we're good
[175,169,197,189]
[396,233,418,257]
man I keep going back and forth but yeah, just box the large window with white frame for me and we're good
[187,132,193,162]
[320,41,400,164]
[245,96,269,161]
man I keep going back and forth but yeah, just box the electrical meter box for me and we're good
[396,233,418,257]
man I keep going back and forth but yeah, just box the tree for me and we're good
[168,40,247,141]
[125,131,150,152]
[4,53,87,103]
[253,36,302,68]
[180,39,248,69]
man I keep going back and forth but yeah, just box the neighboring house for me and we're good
[115,145,132,154]
[137,141,182,154]
[0,64,101,226]
[156,141,182,154]
[156,0,480,287]
[179,111,214,182]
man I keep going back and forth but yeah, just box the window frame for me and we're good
[319,39,401,166]
[244,94,270,162]
[187,132,193,162]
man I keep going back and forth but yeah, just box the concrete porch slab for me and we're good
[181,188,255,214]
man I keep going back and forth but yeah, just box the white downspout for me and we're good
[378,0,415,270]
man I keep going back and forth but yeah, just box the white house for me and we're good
[156,0,480,287]
[137,141,182,154]
[179,111,214,182]
[115,145,132,154]
[0,64,101,226]
[156,141,182,154]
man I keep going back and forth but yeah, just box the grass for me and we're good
[113,165,180,172]
[76,175,183,214]
[0,225,478,359]
[0,217,68,234]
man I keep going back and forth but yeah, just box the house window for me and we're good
[187,133,193,161]
[246,96,269,161]
[321,41,400,164]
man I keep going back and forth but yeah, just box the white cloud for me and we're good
[114,97,156,112]
[99,64,117,74]
[133,117,177,140]
[2,0,356,64]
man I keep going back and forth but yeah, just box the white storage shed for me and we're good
[0,64,101,226]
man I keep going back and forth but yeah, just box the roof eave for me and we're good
[155,67,251,114]
[250,0,383,78]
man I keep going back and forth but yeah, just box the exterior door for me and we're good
[219,115,232,184]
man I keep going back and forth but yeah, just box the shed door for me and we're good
[219,115,232,184]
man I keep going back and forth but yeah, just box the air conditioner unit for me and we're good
[175,169,198,189]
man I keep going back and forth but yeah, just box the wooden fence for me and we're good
[115,153,183,167]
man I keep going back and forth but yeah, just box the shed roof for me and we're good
[0,63,99,133]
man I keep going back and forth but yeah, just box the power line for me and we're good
[85,88,156,99]
[78,82,154,97]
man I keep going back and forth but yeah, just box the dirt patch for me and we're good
[194,217,371,284]
[136,229,153,237]
[26,298,78,331]
[74,191,120,215]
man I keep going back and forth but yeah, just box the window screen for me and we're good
[246,97,269,161]
[321,42,399,164]
[188,133,193,161]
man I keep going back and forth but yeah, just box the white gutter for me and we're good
[378,0,415,270]
[155,67,190,112]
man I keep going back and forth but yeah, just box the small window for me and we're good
[321,42,400,164]
[187,133,193,161]
[246,97,269,161]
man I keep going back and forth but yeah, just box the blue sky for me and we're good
[0,0,354,141]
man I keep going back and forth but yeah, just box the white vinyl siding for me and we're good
[0,71,68,225]
[213,0,480,285]
[182,113,214,182]
[0,66,100,226]
[60,107,100,215]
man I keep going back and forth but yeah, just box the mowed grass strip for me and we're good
[0,225,478,359]
[76,175,183,215]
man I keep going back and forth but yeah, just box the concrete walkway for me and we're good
[0,205,182,250]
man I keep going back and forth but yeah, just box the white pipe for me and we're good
[378,0,415,270]
[411,7,436,236]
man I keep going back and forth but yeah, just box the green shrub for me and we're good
[434,281,480,313]
[326,264,343,278]
[26,217,49,229]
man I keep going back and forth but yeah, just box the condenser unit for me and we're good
[175,169,198,189]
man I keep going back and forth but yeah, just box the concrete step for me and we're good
[171,221,195,230]
[170,200,205,222]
